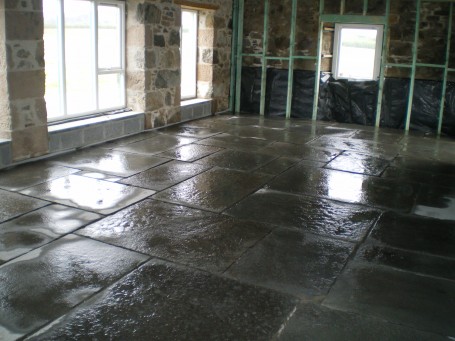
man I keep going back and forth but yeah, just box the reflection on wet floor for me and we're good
[1,115,455,340]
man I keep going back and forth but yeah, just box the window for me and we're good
[180,9,198,100]
[44,0,125,121]
[332,24,383,81]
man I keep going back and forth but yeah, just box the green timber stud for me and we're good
[405,0,422,132]
[234,0,245,114]
[363,0,368,15]
[286,0,298,119]
[260,0,270,116]
[312,0,325,121]
[229,0,239,112]
[340,0,345,15]
[437,1,453,135]
[374,0,391,128]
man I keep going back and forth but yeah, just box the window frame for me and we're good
[180,8,199,100]
[45,0,126,122]
[332,23,384,81]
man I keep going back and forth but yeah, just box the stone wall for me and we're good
[0,0,48,161]
[126,0,182,129]
[241,0,454,80]
[126,0,232,129]
[0,0,233,165]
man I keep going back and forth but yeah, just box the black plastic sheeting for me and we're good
[240,66,455,136]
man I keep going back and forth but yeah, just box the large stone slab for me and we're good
[0,235,147,340]
[77,200,271,273]
[325,151,390,176]
[20,175,154,215]
[226,228,355,297]
[115,134,197,155]
[259,142,341,162]
[50,148,169,177]
[267,164,418,212]
[28,259,297,340]
[0,162,79,191]
[324,263,455,337]
[0,189,48,224]
[195,149,277,171]
[119,160,210,191]
[226,189,380,242]
[0,205,101,264]
[157,144,221,162]
[154,168,271,212]
[368,211,455,258]
[278,303,445,341]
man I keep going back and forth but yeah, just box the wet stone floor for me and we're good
[0,115,455,340]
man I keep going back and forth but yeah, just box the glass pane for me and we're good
[338,28,378,80]
[43,0,61,119]
[98,73,124,109]
[98,5,121,69]
[181,10,197,99]
[65,0,95,115]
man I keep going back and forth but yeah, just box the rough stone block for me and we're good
[146,91,165,110]
[10,97,47,130]
[11,124,48,161]
[197,64,213,82]
[198,29,214,47]
[155,70,179,88]
[126,25,145,47]
[136,3,162,24]
[7,69,45,100]
[5,11,43,40]
[126,70,146,92]
[4,0,42,11]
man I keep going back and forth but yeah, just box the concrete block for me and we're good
[83,125,105,146]
[105,121,124,140]
[60,130,83,151]
[48,133,60,153]
[124,116,144,135]
[0,140,12,169]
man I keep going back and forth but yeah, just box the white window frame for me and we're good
[180,9,198,100]
[332,23,383,81]
[46,0,126,122]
